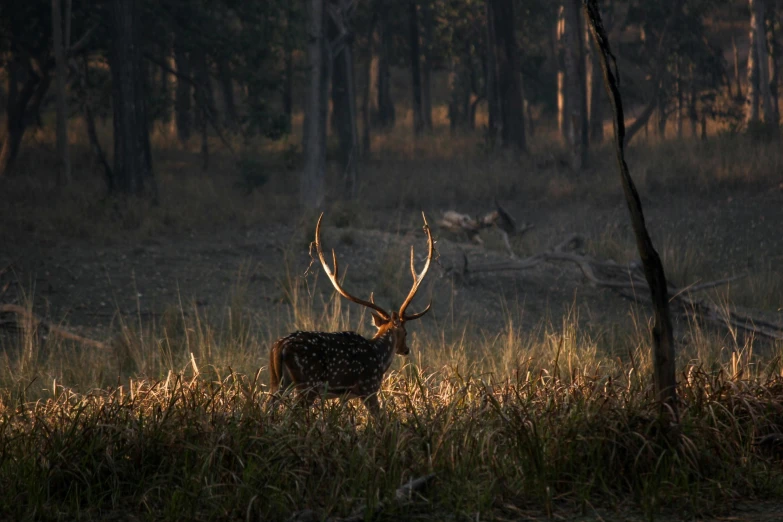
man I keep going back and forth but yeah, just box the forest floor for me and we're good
[3,177,782,355]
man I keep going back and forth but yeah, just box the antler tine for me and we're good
[399,212,434,321]
[315,213,390,319]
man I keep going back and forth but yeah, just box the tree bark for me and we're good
[52,0,71,186]
[108,0,155,196]
[283,1,295,130]
[490,0,526,151]
[301,0,328,209]
[733,36,743,99]
[408,0,424,136]
[584,0,678,415]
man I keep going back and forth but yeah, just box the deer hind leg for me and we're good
[363,393,381,418]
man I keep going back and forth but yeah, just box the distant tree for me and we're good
[108,0,155,196]
[409,0,424,136]
[301,0,328,209]
[562,0,587,169]
[52,0,71,186]
[488,0,525,151]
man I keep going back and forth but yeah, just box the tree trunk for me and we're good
[675,57,683,138]
[753,0,776,124]
[733,36,743,99]
[361,12,377,155]
[173,38,192,144]
[587,22,604,143]
[375,0,395,128]
[217,59,238,130]
[301,0,328,209]
[746,0,761,125]
[485,0,501,141]
[330,15,358,198]
[556,5,568,140]
[768,3,780,122]
[0,56,48,178]
[689,63,698,138]
[563,0,587,169]
[108,0,155,196]
[283,1,295,130]
[420,0,434,131]
[52,0,71,186]
[490,0,526,151]
[408,0,424,136]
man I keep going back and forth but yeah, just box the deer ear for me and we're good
[371,312,386,327]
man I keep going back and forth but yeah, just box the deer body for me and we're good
[269,213,433,415]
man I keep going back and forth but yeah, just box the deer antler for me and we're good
[314,213,391,319]
[399,212,434,321]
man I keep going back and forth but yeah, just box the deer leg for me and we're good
[363,393,381,417]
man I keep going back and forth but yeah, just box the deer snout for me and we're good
[398,343,410,356]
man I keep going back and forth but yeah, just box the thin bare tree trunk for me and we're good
[585,0,678,416]
[301,0,328,209]
[52,0,71,186]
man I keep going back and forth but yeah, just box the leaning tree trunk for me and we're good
[490,0,526,151]
[301,0,328,209]
[556,5,568,141]
[109,0,155,196]
[52,0,71,186]
[408,0,424,136]
[584,0,678,416]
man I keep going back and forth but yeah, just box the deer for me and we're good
[268,212,434,416]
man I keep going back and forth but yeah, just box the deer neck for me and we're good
[372,329,398,372]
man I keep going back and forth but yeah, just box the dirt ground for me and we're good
[2,185,782,349]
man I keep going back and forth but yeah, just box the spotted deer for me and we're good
[269,213,434,415]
